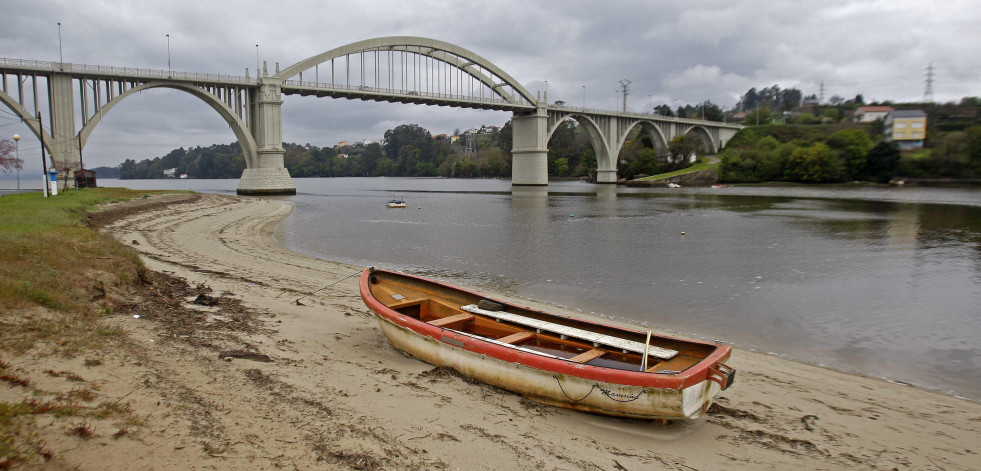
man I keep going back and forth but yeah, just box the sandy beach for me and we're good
[14,192,977,470]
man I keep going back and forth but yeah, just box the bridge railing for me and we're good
[0,58,54,69]
[72,64,257,84]
[282,79,533,108]
[1,57,256,84]
[547,103,740,127]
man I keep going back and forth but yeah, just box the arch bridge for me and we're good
[0,37,740,193]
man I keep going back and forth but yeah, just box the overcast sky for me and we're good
[2,0,979,172]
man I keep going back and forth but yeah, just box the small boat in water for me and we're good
[359,268,734,420]
[386,197,407,208]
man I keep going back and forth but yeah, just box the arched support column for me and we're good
[79,82,260,168]
[511,107,549,186]
[237,79,296,195]
[0,89,55,157]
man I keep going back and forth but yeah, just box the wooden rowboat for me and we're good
[359,268,735,420]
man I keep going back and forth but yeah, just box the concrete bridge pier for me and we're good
[510,107,549,186]
[49,65,79,169]
[595,169,618,183]
[237,78,296,195]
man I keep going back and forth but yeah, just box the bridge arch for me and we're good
[684,125,717,154]
[78,83,258,168]
[546,112,614,174]
[0,89,55,156]
[617,120,670,157]
[276,36,537,105]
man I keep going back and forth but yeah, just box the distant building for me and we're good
[336,141,349,148]
[163,168,177,178]
[853,105,894,123]
[362,139,375,146]
[884,110,927,149]
[450,134,460,143]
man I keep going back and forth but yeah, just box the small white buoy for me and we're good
[569,214,575,218]
[681,231,686,236]
[133,315,140,319]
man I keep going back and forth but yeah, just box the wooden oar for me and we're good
[640,331,652,371]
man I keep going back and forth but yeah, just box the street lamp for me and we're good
[255,44,260,77]
[581,85,586,110]
[57,22,63,70]
[166,34,171,77]
[12,134,20,191]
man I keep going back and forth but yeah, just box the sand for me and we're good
[18,192,981,470]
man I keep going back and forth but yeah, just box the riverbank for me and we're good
[4,192,979,469]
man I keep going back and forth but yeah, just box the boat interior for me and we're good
[368,270,717,374]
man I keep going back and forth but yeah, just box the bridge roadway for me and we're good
[0,37,740,194]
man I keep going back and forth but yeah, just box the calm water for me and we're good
[91,177,981,400]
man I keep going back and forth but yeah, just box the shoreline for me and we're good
[52,192,979,469]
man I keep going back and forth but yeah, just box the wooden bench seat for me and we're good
[427,313,474,329]
[496,331,534,345]
[569,348,607,363]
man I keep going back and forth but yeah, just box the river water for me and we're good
[91,177,981,401]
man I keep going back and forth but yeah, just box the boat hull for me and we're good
[361,269,731,420]
[373,313,719,419]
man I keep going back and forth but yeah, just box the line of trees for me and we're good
[104,118,692,181]
[108,124,516,180]
[719,123,981,183]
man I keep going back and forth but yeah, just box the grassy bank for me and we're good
[634,161,719,181]
[0,188,178,466]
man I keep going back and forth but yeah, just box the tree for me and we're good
[744,108,772,125]
[668,135,699,164]
[966,125,981,174]
[653,104,674,116]
[779,88,803,111]
[0,138,23,174]
[864,141,901,183]
[785,143,847,182]
[384,124,431,162]
[826,129,872,179]
[498,120,513,157]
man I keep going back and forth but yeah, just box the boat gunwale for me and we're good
[359,268,731,390]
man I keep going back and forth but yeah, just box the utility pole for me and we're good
[819,81,825,104]
[37,112,49,197]
[923,62,935,103]
[618,79,631,113]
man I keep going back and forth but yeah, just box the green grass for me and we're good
[634,161,719,181]
[1,187,181,466]
[0,188,177,352]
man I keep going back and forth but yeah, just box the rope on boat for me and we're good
[294,269,363,305]
[552,376,647,403]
